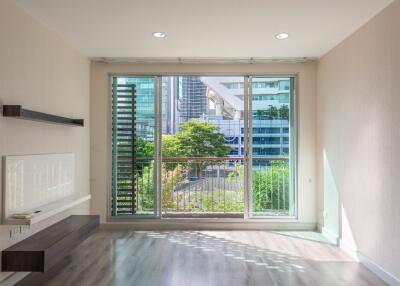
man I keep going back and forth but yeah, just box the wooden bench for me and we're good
[2,215,99,273]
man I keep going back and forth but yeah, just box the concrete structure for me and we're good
[198,77,291,157]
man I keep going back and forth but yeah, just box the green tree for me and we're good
[128,123,291,215]
[161,135,180,157]
[136,121,232,160]
[279,105,289,120]
[161,135,181,171]
[135,137,154,158]
[134,137,154,172]
[161,120,232,175]
[174,120,232,157]
[255,110,264,118]
[265,105,279,118]
[173,120,232,177]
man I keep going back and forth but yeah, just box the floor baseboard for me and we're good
[100,221,317,231]
[357,252,400,286]
[340,239,400,286]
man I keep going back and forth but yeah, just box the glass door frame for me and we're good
[243,76,251,218]
[108,74,298,221]
[247,76,297,219]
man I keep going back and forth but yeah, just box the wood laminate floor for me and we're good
[43,230,386,286]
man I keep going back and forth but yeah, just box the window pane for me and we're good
[111,76,155,216]
[161,76,245,217]
[251,77,294,217]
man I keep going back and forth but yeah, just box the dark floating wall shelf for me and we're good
[2,105,84,127]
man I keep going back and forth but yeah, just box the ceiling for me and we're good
[14,0,393,59]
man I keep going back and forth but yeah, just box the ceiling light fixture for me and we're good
[152,32,166,38]
[275,33,289,40]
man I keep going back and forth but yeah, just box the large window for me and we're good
[110,76,296,218]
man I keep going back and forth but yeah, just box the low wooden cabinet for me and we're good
[2,215,99,272]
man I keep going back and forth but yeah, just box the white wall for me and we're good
[90,62,318,226]
[0,0,90,283]
[317,0,400,280]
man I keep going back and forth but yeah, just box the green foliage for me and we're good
[135,137,154,157]
[200,189,244,212]
[265,105,279,118]
[279,105,289,120]
[254,105,289,120]
[135,162,154,212]
[132,121,234,160]
[161,135,180,157]
[161,161,245,213]
[162,120,233,177]
[133,160,290,214]
[252,160,290,212]
[134,137,154,173]
[173,120,233,157]
[161,163,186,210]
[125,121,290,215]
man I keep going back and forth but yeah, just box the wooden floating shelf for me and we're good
[2,105,84,126]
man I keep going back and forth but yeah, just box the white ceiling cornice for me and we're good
[90,57,317,64]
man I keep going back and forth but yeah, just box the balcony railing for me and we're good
[162,157,245,217]
[251,157,290,216]
[130,157,290,217]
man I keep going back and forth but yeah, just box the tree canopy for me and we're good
[254,105,289,120]
[136,120,232,158]
[135,137,154,158]
[170,120,232,157]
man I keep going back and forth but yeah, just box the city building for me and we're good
[161,76,291,158]
[199,77,291,157]
[176,76,208,126]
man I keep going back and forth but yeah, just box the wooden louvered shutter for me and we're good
[111,78,136,216]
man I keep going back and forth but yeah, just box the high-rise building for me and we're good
[125,75,291,159]
[176,76,208,125]
[162,76,173,134]
[198,77,291,158]
[123,77,156,140]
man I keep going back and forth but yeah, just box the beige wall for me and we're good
[317,0,400,279]
[0,0,90,283]
[90,61,318,226]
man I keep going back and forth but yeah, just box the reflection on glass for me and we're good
[251,77,293,216]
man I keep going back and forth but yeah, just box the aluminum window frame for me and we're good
[106,73,298,222]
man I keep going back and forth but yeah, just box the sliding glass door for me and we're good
[249,77,295,217]
[161,76,245,218]
[110,75,296,218]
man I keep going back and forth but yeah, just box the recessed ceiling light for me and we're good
[153,32,166,38]
[275,33,289,40]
